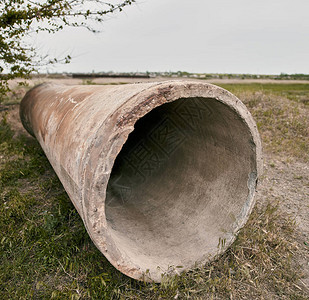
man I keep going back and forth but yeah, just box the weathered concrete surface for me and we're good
[20,81,263,282]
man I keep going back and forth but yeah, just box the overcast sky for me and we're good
[36,0,309,74]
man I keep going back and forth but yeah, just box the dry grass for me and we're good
[241,91,308,162]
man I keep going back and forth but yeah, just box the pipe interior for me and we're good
[106,97,256,272]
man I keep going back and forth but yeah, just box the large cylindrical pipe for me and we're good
[20,81,262,282]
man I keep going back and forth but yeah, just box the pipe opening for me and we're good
[106,97,256,273]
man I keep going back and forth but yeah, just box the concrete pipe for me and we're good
[20,81,262,282]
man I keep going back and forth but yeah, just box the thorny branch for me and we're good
[0,0,136,97]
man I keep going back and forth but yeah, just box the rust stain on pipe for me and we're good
[20,81,263,282]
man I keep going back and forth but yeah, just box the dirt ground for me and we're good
[3,77,309,294]
[256,153,309,290]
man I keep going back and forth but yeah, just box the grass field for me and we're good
[0,81,308,299]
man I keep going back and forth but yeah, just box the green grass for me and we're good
[218,83,309,105]
[0,83,308,299]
